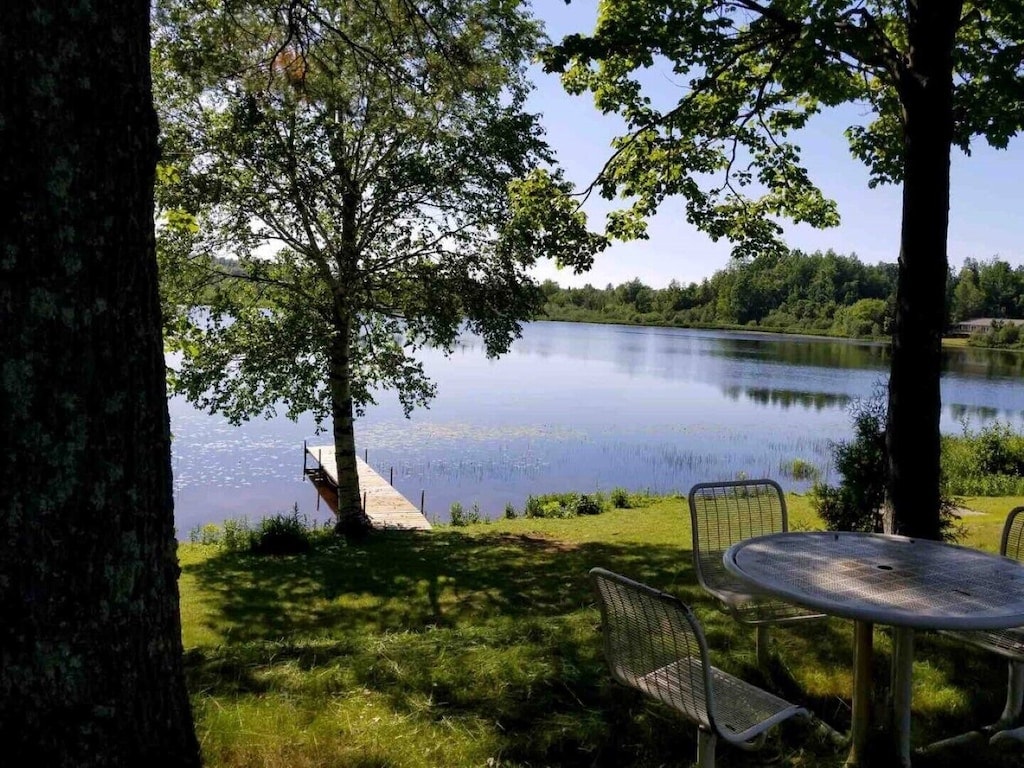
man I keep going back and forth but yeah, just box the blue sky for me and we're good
[527,1,1024,289]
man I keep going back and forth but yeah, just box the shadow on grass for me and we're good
[182,530,1020,767]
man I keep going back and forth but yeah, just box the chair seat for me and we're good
[707,582,825,625]
[942,626,1024,660]
[637,657,805,744]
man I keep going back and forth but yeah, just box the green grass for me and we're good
[180,495,1023,767]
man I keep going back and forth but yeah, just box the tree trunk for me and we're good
[0,2,201,766]
[886,1,962,540]
[329,317,370,536]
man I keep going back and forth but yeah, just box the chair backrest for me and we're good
[689,480,788,593]
[1002,507,1024,562]
[589,567,714,729]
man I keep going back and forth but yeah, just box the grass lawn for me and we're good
[179,494,1024,767]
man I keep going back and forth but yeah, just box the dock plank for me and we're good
[306,445,431,531]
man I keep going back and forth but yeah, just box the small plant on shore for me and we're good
[449,502,483,526]
[189,522,223,545]
[573,493,602,516]
[251,507,314,556]
[188,506,319,554]
[469,503,483,524]
[504,502,518,520]
[610,487,631,509]
[523,492,607,518]
[222,516,254,552]
[449,501,466,526]
[781,458,818,481]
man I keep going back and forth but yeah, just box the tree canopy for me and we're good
[543,1,1024,254]
[154,0,603,526]
[542,248,899,334]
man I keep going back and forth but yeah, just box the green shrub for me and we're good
[998,322,1021,346]
[572,493,602,516]
[610,487,631,509]
[450,502,466,526]
[813,388,960,540]
[450,502,483,526]
[504,502,518,520]
[811,390,889,533]
[521,492,607,519]
[781,458,818,481]
[541,499,566,518]
[942,421,1024,495]
[221,516,255,552]
[251,507,312,556]
[468,503,483,524]
[523,495,543,518]
[190,522,224,545]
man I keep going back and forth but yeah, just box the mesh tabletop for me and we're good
[724,532,1024,631]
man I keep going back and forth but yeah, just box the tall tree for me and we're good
[543,0,1024,540]
[0,1,200,765]
[154,0,601,533]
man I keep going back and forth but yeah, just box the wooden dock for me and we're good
[304,445,431,531]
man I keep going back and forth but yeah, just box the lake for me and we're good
[169,321,1024,535]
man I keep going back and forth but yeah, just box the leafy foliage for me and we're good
[188,507,321,554]
[542,2,1024,256]
[449,502,483,527]
[943,422,1024,496]
[812,392,889,533]
[523,492,606,519]
[609,487,631,509]
[813,390,961,541]
[251,510,316,556]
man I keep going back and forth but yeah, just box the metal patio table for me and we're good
[723,531,1024,766]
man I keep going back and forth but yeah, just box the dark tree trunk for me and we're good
[0,2,201,766]
[328,152,369,536]
[886,1,962,540]
[329,316,370,536]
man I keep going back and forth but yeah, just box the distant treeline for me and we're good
[540,251,1024,340]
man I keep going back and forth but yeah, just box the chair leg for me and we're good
[983,660,1024,746]
[756,625,770,667]
[923,660,1024,752]
[696,726,717,768]
[996,660,1024,729]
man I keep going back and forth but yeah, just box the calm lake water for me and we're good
[169,321,1024,534]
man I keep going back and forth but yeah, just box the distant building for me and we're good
[951,317,1024,336]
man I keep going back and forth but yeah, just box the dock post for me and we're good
[364,448,368,463]
[420,490,425,514]
[390,467,393,486]
[362,491,367,515]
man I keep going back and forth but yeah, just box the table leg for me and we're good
[891,627,914,768]
[846,620,874,767]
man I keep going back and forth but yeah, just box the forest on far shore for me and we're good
[540,251,1024,343]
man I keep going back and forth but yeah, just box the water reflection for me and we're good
[706,335,891,371]
[722,386,854,411]
[947,403,1024,425]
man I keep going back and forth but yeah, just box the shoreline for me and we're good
[535,314,1016,352]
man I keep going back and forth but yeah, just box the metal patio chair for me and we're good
[590,567,809,767]
[941,506,1024,745]
[689,479,825,665]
